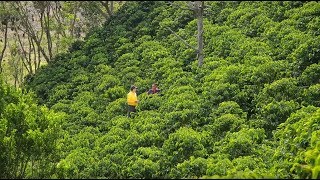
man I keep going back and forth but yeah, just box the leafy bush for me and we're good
[0,80,65,178]
[22,1,320,179]
[162,127,207,164]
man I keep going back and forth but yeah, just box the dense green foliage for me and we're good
[10,1,320,178]
[0,77,65,178]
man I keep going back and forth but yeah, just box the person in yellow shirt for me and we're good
[127,85,139,118]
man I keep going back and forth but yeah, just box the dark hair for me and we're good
[130,85,137,91]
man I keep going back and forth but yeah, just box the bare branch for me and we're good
[196,1,204,67]
[15,27,31,74]
[0,22,8,72]
[27,35,34,74]
[51,1,66,37]
[44,5,53,60]
[99,1,112,18]
[187,1,198,11]
[14,2,51,63]
[166,27,197,51]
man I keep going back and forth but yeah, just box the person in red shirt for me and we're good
[147,83,161,95]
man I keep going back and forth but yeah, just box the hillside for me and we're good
[17,1,320,178]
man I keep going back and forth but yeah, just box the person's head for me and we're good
[130,85,137,92]
[152,83,157,90]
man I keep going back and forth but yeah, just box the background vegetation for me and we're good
[1,1,320,179]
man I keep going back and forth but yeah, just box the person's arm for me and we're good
[134,93,139,103]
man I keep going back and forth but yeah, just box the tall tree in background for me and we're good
[78,1,120,32]
[195,1,204,67]
[14,1,51,63]
[0,1,123,87]
[99,1,114,18]
[0,2,18,73]
[35,1,54,61]
[168,1,205,67]
[0,13,8,73]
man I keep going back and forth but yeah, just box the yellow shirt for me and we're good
[127,91,138,106]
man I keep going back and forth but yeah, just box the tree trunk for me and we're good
[110,1,114,15]
[15,2,51,63]
[27,36,34,74]
[30,33,38,72]
[52,1,66,38]
[70,3,78,38]
[15,28,32,74]
[45,6,53,60]
[99,1,112,19]
[37,44,41,70]
[107,1,114,16]
[0,22,8,73]
[196,1,204,67]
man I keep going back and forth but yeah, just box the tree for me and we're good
[14,1,51,63]
[167,1,205,67]
[195,1,204,66]
[0,12,8,73]
[0,78,65,178]
[0,2,18,73]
